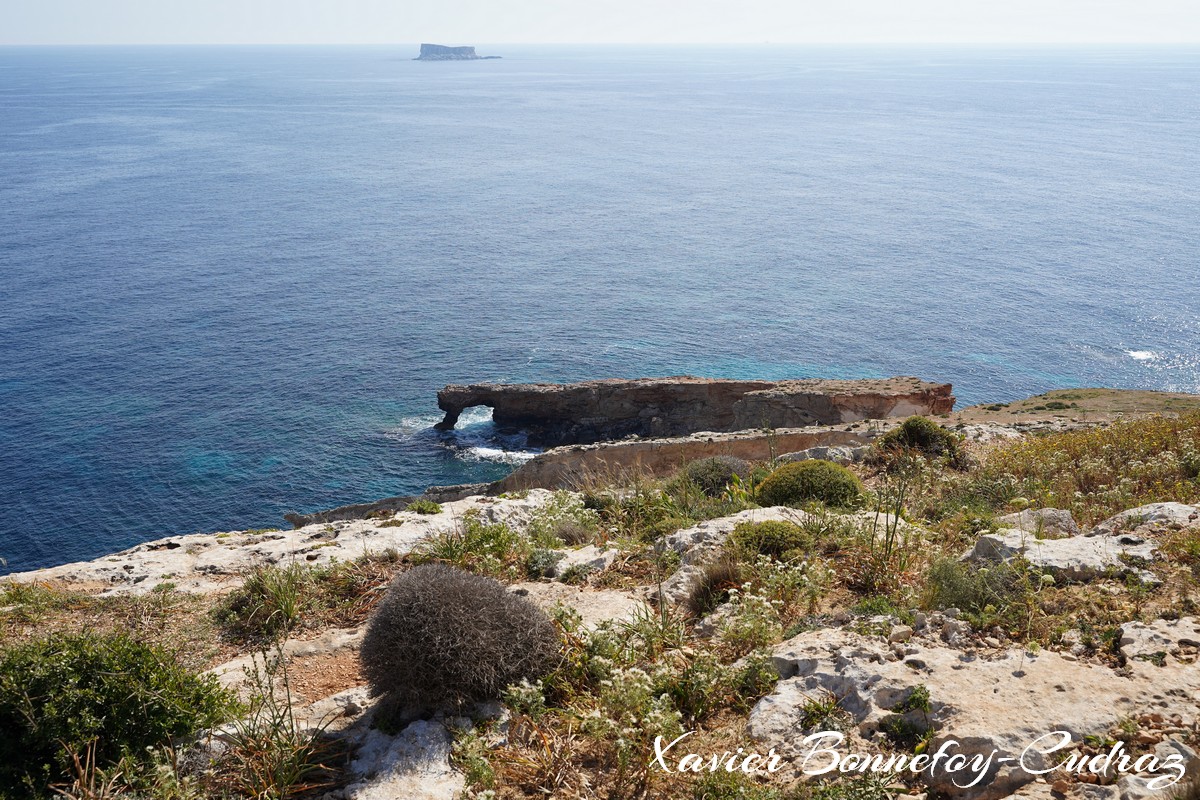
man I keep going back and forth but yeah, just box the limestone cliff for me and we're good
[435,376,954,447]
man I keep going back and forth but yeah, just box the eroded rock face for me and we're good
[436,377,954,447]
[494,424,875,492]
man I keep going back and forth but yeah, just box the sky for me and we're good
[2,0,1199,45]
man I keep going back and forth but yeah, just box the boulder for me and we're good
[1090,504,1200,537]
[995,508,1081,539]
[341,719,463,800]
[665,506,811,564]
[969,528,1158,583]
[547,544,618,579]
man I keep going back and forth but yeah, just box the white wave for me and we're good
[385,406,540,465]
[1126,350,1158,361]
[459,446,541,465]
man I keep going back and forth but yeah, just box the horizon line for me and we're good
[4,40,1200,47]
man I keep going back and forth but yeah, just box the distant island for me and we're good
[414,43,501,61]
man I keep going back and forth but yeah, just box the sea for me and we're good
[1,45,1198,574]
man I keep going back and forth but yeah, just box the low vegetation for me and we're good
[0,633,234,798]
[917,411,1200,529]
[757,459,863,509]
[677,455,752,498]
[5,409,1200,799]
[214,551,402,642]
[871,415,965,467]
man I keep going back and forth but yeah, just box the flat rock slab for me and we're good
[778,445,871,465]
[4,491,558,595]
[1119,617,1200,663]
[750,626,1200,800]
[510,582,647,629]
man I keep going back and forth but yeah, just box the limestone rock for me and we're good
[414,43,499,60]
[341,719,463,800]
[4,491,558,595]
[509,582,646,629]
[778,445,871,465]
[495,425,872,493]
[1119,617,1200,665]
[1091,503,1200,537]
[969,527,1158,583]
[547,544,618,579]
[749,627,1200,799]
[665,506,811,564]
[204,627,362,698]
[996,508,1081,539]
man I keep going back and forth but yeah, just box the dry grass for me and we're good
[0,582,231,671]
[930,412,1200,526]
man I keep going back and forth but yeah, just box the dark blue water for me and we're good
[2,45,1198,573]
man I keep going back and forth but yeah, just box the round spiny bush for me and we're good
[757,459,863,509]
[873,416,962,461]
[551,518,593,546]
[728,519,811,560]
[680,456,751,497]
[0,633,233,796]
[359,564,561,711]
[686,556,745,617]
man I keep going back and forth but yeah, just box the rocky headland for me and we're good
[4,379,1200,800]
[435,376,954,446]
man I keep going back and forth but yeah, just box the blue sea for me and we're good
[1,45,1198,574]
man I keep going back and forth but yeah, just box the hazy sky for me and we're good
[3,0,1199,45]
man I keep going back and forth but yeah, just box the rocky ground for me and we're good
[4,391,1200,800]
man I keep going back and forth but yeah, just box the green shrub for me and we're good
[727,520,811,560]
[411,512,525,578]
[679,456,751,498]
[757,460,863,509]
[873,416,962,463]
[214,562,313,641]
[406,498,443,515]
[0,633,233,797]
[359,564,561,712]
[922,557,1033,627]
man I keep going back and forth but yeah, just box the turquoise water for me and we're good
[1,45,1198,573]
